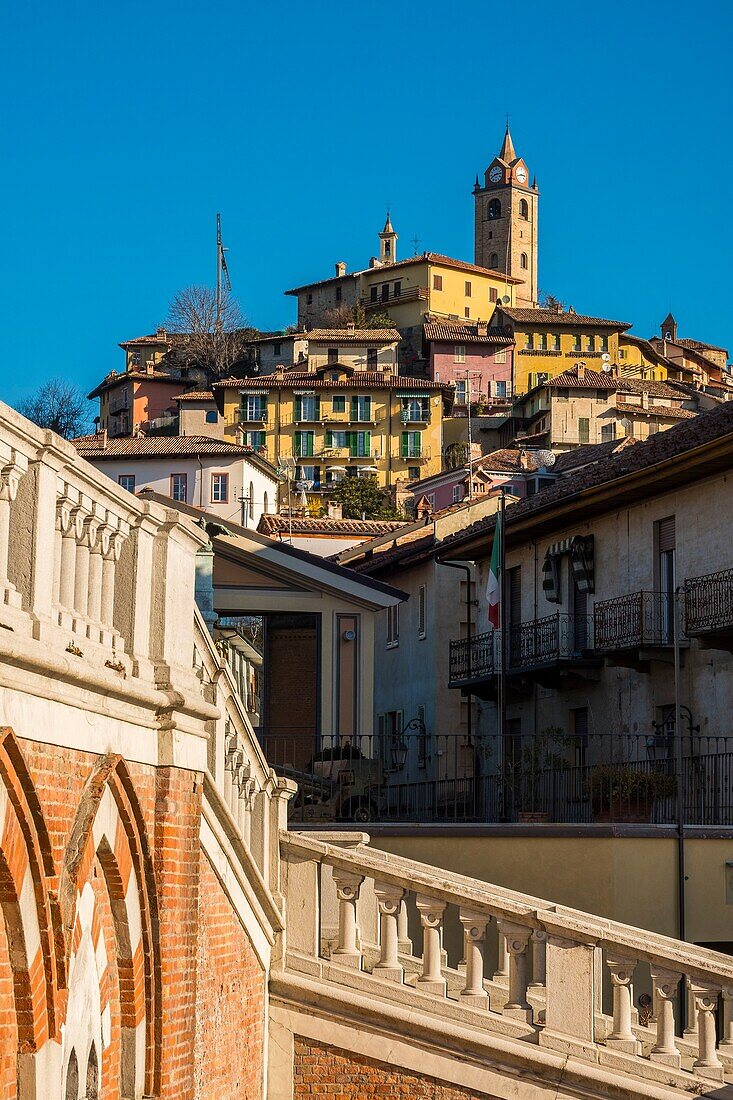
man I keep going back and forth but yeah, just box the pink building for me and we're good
[402,448,537,514]
[423,320,514,407]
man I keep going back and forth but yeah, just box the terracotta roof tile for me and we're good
[175,390,214,402]
[423,321,515,345]
[257,515,406,537]
[676,337,729,354]
[305,328,401,342]
[501,307,631,329]
[87,370,187,399]
[212,372,450,392]
[545,368,618,389]
[72,434,272,460]
[616,399,696,419]
[551,438,637,473]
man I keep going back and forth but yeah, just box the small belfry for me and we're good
[378,210,398,264]
[473,122,539,307]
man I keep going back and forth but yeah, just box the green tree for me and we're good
[328,475,403,520]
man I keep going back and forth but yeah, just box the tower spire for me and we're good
[499,120,517,164]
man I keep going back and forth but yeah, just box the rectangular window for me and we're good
[601,422,615,442]
[306,293,313,305]
[295,395,320,421]
[326,430,347,449]
[332,395,346,413]
[335,286,342,302]
[408,466,420,480]
[600,335,609,352]
[348,430,372,457]
[386,604,399,648]
[211,473,229,503]
[552,333,561,351]
[586,335,596,352]
[370,286,378,302]
[394,281,402,297]
[297,465,319,487]
[367,348,378,368]
[401,397,429,421]
[573,335,582,352]
[418,585,427,638]
[495,380,507,398]
[578,417,590,444]
[244,430,266,449]
[525,333,535,350]
[328,347,338,364]
[170,473,187,502]
[538,333,548,350]
[464,280,472,297]
[401,431,422,458]
[495,349,507,364]
[452,484,464,503]
[433,274,443,291]
[454,379,468,404]
[294,431,315,458]
[205,409,218,424]
[118,474,136,493]
[381,284,389,302]
[242,395,267,421]
[351,395,372,422]
[454,345,466,364]
[273,342,281,356]
[489,287,498,303]
[464,307,470,318]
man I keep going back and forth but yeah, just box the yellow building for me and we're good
[618,333,671,381]
[491,305,631,395]
[212,364,451,494]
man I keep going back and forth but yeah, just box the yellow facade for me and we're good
[214,366,448,493]
[617,334,669,381]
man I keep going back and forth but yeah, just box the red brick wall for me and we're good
[0,912,17,1100]
[195,851,265,1100]
[294,1039,501,1099]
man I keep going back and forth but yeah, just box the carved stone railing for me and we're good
[280,832,733,1089]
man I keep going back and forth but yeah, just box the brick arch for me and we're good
[0,727,62,1083]
[59,754,160,1098]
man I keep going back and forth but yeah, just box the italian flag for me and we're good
[487,512,502,629]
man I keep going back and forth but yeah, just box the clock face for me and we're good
[516,166,528,184]
[489,166,503,184]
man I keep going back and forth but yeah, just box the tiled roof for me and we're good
[439,403,733,551]
[87,370,187,399]
[501,307,631,329]
[423,321,514,345]
[677,338,729,354]
[72,434,270,460]
[551,438,637,473]
[616,377,690,400]
[546,368,618,389]
[118,330,188,348]
[285,252,523,293]
[212,372,449,392]
[306,328,401,343]
[175,390,214,402]
[615,399,696,419]
[477,448,532,473]
[257,515,406,537]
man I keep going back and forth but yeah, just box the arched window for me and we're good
[65,1050,79,1100]
[263,491,269,514]
[86,1043,99,1100]
[487,199,501,220]
[519,198,529,220]
[520,253,528,270]
[489,253,499,270]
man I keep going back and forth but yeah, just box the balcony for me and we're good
[317,446,381,460]
[594,590,683,667]
[685,568,733,649]
[448,631,496,688]
[360,285,428,309]
[392,447,432,463]
[228,411,269,425]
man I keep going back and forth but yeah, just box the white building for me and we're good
[73,432,280,528]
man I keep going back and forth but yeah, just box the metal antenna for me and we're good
[216,213,231,334]
[411,235,422,256]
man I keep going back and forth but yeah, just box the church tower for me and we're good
[378,212,398,264]
[473,124,539,307]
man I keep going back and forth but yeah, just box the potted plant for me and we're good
[587,765,677,823]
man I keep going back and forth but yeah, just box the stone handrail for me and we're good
[281,831,733,1088]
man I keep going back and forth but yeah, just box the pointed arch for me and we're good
[59,754,160,1098]
[0,726,61,1074]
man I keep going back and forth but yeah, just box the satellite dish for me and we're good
[534,449,556,469]
[601,352,611,361]
[602,363,612,373]
[501,295,511,304]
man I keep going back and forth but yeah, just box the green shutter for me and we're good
[413,433,422,457]
[325,430,333,448]
[306,432,314,457]
[347,431,356,457]
[363,430,371,457]
[295,396,302,421]
[261,397,268,421]
[294,431,301,457]
[401,432,408,458]
[350,396,358,421]
[364,396,372,421]
[315,396,321,420]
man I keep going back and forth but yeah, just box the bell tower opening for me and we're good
[473,123,539,307]
[378,211,398,265]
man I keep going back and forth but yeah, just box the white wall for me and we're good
[87,455,278,528]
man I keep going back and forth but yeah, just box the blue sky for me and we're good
[1,0,730,406]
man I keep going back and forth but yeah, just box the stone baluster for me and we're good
[228,749,243,818]
[606,955,640,1054]
[73,510,96,623]
[100,531,123,637]
[58,499,79,619]
[239,777,257,847]
[459,909,488,1008]
[223,730,238,807]
[0,453,26,609]
[529,928,547,989]
[720,986,733,1048]
[684,978,698,1039]
[415,895,447,996]
[649,967,681,1068]
[492,918,509,984]
[503,923,533,1022]
[332,871,364,969]
[373,882,406,982]
[397,897,412,955]
[87,530,104,628]
[690,984,724,1083]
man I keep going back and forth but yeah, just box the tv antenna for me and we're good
[216,212,231,334]
[411,235,422,256]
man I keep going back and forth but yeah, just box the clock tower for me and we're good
[473,124,539,307]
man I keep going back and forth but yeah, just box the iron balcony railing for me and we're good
[262,730,733,827]
[449,631,496,683]
[685,568,733,635]
[508,612,593,669]
[360,285,428,308]
[594,590,679,651]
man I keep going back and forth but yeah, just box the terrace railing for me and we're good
[685,568,733,636]
[594,590,679,651]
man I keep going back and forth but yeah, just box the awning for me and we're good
[542,535,595,604]
[327,465,347,472]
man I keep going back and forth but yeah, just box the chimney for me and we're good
[327,501,343,520]
[477,321,488,336]
[335,261,347,278]
[346,322,355,334]
[641,390,649,410]
[99,427,108,450]
[577,363,586,382]
[519,448,529,470]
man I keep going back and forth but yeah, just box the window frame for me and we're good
[117,474,136,494]
[170,472,188,502]
[433,274,443,291]
[386,603,400,648]
[454,344,466,364]
[418,584,427,639]
[211,472,229,504]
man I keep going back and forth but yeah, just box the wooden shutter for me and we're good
[363,430,371,456]
[658,516,675,552]
[315,396,321,420]
[294,396,302,421]
[325,430,332,448]
[509,567,522,628]
[401,432,408,458]
[347,431,356,457]
[350,396,358,421]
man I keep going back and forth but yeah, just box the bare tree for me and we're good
[18,379,91,440]
[164,285,256,380]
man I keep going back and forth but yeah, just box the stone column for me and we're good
[58,504,79,616]
[415,895,447,996]
[606,955,640,1055]
[373,882,406,982]
[73,511,94,621]
[459,909,488,1008]
[649,967,681,1068]
[691,984,724,1083]
[397,897,412,955]
[720,986,733,1048]
[332,870,364,970]
[100,531,122,634]
[493,918,509,983]
[529,928,547,989]
[0,454,26,608]
[503,923,533,1022]
[87,527,104,629]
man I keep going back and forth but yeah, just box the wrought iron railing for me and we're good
[360,285,428,308]
[449,631,496,683]
[685,568,733,635]
[262,730,733,826]
[594,590,678,651]
[508,613,593,669]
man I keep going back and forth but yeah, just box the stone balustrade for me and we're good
[280,831,733,1090]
